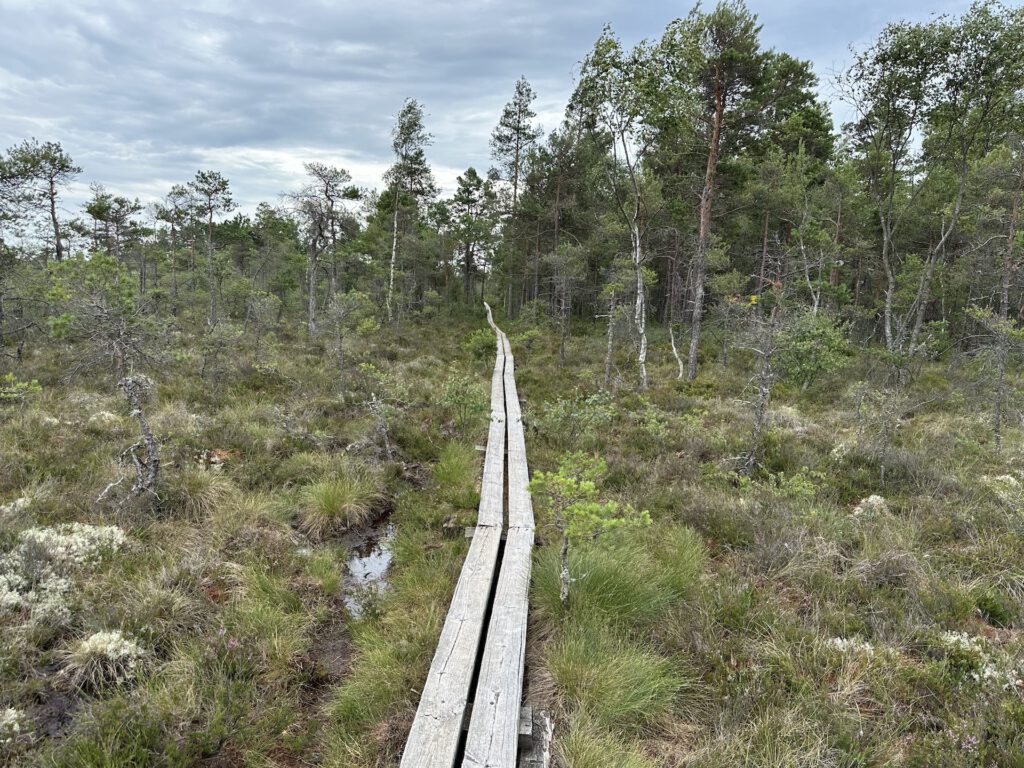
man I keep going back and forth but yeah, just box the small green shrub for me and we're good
[463,327,496,362]
[439,371,489,432]
[533,390,614,449]
[776,311,848,389]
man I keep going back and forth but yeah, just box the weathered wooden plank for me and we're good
[399,525,503,768]
[479,350,507,528]
[464,328,535,767]
[400,315,508,768]
[462,527,533,767]
[502,349,533,531]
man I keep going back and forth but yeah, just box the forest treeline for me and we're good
[2,1,1024,415]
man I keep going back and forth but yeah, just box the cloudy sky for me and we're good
[0,0,968,215]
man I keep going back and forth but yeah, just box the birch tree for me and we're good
[576,27,658,389]
[841,3,1024,357]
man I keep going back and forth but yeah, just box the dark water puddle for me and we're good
[341,513,395,619]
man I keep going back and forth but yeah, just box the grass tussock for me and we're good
[433,441,481,510]
[532,526,705,630]
[557,712,660,768]
[298,463,387,540]
[547,624,690,736]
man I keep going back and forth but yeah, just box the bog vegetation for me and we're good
[3,1,1024,766]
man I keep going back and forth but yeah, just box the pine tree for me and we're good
[491,76,542,215]
[384,99,437,321]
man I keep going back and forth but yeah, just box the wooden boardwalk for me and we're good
[400,305,536,768]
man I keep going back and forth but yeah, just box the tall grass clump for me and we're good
[557,712,659,768]
[532,525,705,630]
[433,442,480,510]
[61,630,147,692]
[546,624,688,736]
[158,469,234,520]
[298,462,386,539]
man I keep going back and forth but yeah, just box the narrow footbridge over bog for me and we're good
[400,305,545,768]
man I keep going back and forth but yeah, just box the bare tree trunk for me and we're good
[336,326,345,392]
[994,339,1009,454]
[559,528,570,609]
[138,247,146,297]
[369,393,394,461]
[206,213,217,326]
[742,308,778,476]
[307,247,318,337]
[688,88,724,380]
[880,213,897,352]
[170,222,179,316]
[558,279,568,366]
[669,323,684,380]
[533,227,541,303]
[755,209,770,317]
[120,376,160,498]
[994,164,1022,453]
[905,180,966,352]
[604,294,616,387]
[48,180,62,264]
[386,187,400,322]
[666,229,681,325]
[632,221,648,390]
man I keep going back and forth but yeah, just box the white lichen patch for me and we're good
[852,494,888,519]
[15,523,126,569]
[826,636,878,656]
[0,497,31,518]
[87,411,121,428]
[62,630,146,690]
[934,630,1022,691]
[0,523,126,627]
[939,630,987,655]
[0,707,31,751]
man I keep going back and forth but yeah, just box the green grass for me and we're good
[514,320,1024,765]
[432,441,480,510]
[547,623,689,736]
[8,306,1024,766]
[557,713,660,768]
[298,465,387,540]
[0,312,492,767]
[532,526,705,631]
